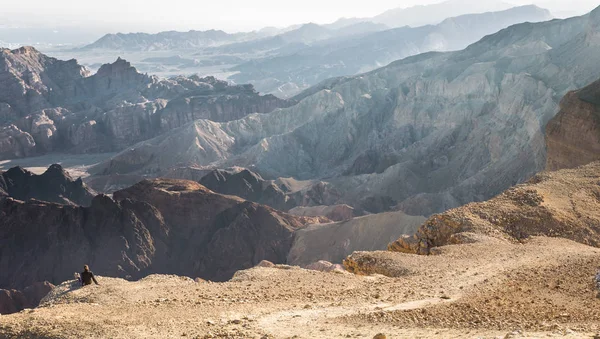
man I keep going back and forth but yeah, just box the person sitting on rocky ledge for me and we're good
[81,265,99,286]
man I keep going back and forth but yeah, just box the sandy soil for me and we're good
[1,236,599,339]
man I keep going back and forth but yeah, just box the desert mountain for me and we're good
[83,29,269,51]
[231,5,552,97]
[546,77,600,171]
[84,22,388,54]
[93,6,600,216]
[0,164,95,206]
[0,47,289,158]
[0,176,319,296]
[372,0,513,28]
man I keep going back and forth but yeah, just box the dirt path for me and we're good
[1,237,599,339]
[258,297,450,338]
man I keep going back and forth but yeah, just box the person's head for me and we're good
[84,265,89,272]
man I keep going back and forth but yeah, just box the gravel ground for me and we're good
[1,237,599,338]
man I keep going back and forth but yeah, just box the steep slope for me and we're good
[231,6,553,96]
[546,78,600,170]
[388,161,600,254]
[0,47,290,157]
[0,164,95,206]
[288,211,426,266]
[94,8,600,216]
[0,175,314,294]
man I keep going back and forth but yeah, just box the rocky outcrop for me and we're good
[304,260,346,273]
[0,48,290,158]
[0,175,312,294]
[0,125,35,158]
[1,164,95,206]
[388,161,600,254]
[546,78,600,171]
[0,282,54,315]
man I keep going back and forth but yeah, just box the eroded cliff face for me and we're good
[546,79,600,171]
[0,48,290,158]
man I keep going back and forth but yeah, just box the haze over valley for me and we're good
[2,1,600,338]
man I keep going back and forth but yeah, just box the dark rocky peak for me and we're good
[200,169,264,198]
[92,57,150,84]
[95,57,135,77]
[1,164,96,206]
[41,163,72,180]
[83,57,153,97]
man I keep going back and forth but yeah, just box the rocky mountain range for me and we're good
[91,6,600,217]
[83,29,270,51]
[231,5,553,97]
[370,0,513,28]
[0,47,289,158]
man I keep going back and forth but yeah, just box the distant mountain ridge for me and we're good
[231,5,553,97]
[83,29,268,51]
[91,5,600,216]
[371,0,514,27]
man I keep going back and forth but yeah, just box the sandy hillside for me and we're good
[0,236,598,339]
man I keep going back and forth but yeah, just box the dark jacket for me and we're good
[81,270,99,286]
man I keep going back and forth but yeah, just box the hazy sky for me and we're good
[1,0,598,33]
